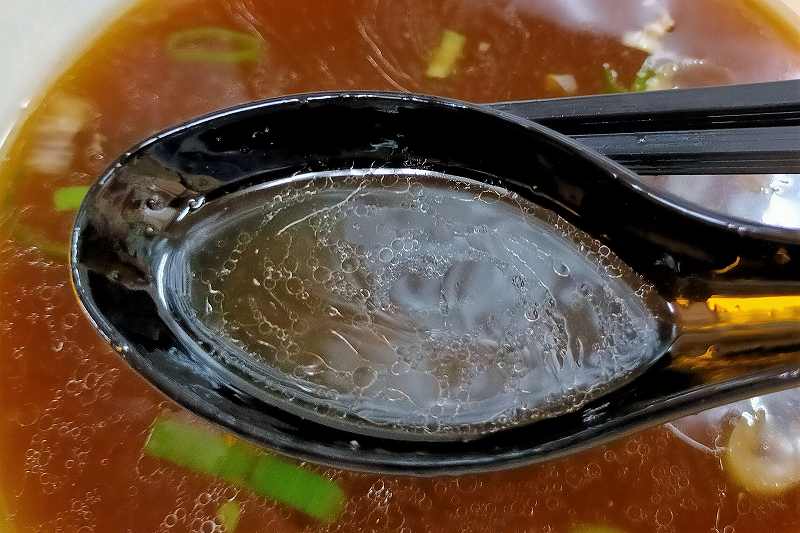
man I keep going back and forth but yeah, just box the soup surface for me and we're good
[2,0,800,532]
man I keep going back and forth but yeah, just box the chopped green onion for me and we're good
[601,63,626,93]
[12,225,68,260]
[167,27,264,64]
[602,60,659,94]
[144,415,258,485]
[426,30,467,79]
[144,414,345,523]
[249,455,345,523]
[216,501,242,532]
[53,185,89,212]
[631,64,658,92]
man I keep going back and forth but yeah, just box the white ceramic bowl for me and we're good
[0,0,129,147]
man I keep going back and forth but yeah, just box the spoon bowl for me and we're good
[72,90,800,474]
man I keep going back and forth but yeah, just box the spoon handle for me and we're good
[574,126,800,175]
[490,80,800,175]
[491,80,800,132]
[671,292,800,364]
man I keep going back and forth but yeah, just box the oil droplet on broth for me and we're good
[160,170,667,438]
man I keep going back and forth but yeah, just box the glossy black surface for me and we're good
[496,79,800,174]
[72,90,800,474]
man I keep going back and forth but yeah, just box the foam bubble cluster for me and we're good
[165,170,664,438]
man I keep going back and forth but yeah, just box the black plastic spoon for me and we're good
[493,79,800,174]
[72,81,800,475]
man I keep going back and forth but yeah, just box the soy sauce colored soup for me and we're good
[1,0,800,532]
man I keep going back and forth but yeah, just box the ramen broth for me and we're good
[2,0,800,532]
[164,170,663,437]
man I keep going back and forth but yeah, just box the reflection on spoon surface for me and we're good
[643,174,800,229]
[157,170,671,439]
